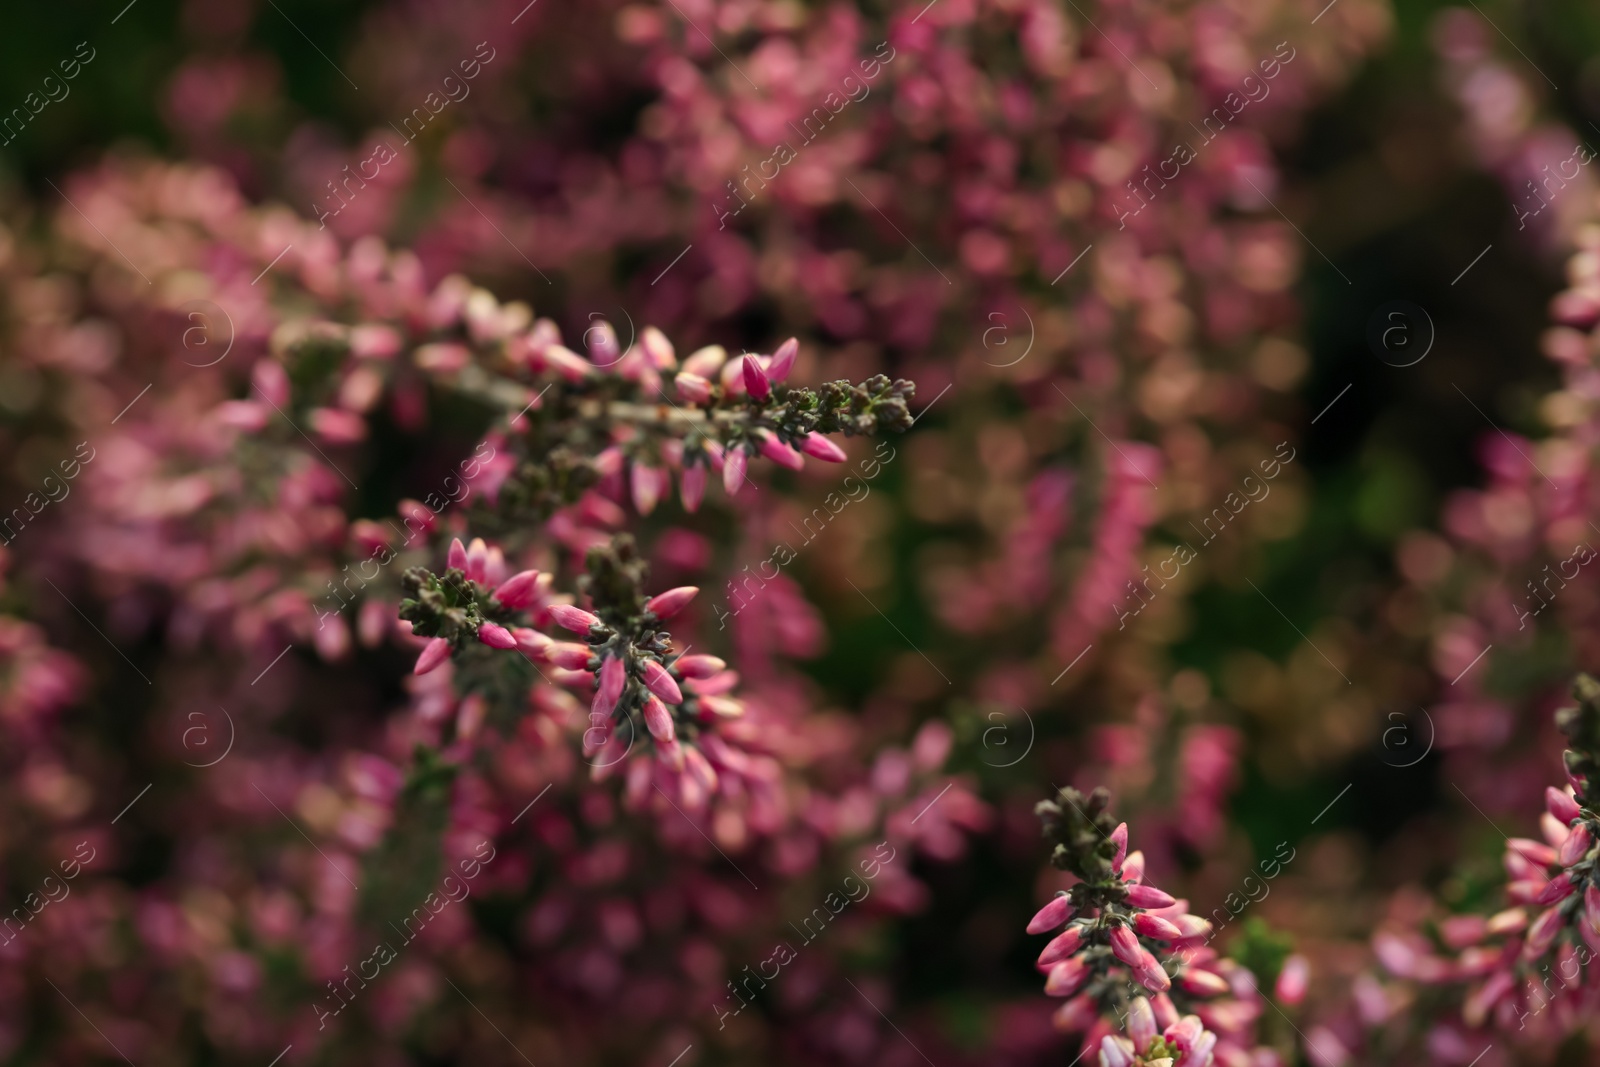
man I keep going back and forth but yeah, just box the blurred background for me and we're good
[4,0,1600,1063]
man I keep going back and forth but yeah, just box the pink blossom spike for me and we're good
[641,659,683,704]
[644,586,698,619]
[549,603,603,634]
[741,354,771,401]
[1125,884,1176,909]
[492,570,542,610]
[476,622,516,649]
[414,637,452,675]
[642,693,675,743]
[1026,895,1074,934]
[447,538,468,573]
[723,448,748,495]
[767,337,798,381]
[680,464,707,513]
[798,433,847,462]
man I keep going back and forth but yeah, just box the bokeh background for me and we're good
[5,0,1600,1063]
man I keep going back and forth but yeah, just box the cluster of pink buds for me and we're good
[1031,787,1235,1065]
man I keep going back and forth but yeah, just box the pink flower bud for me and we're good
[511,627,549,657]
[1098,1036,1135,1067]
[253,359,291,409]
[545,643,593,670]
[549,604,602,634]
[1133,913,1183,941]
[465,538,489,583]
[759,434,805,471]
[1109,925,1144,968]
[642,693,675,743]
[447,538,468,572]
[1560,825,1593,866]
[641,326,676,368]
[476,622,516,649]
[1151,993,1180,1029]
[1111,822,1129,869]
[742,354,771,401]
[1524,907,1563,958]
[675,654,725,678]
[1125,884,1176,909]
[587,320,621,365]
[1131,949,1171,992]
[768,337,798,381]
[1037,926,1084,968]
[593,655,627,719]
[798,433,847,462]
[681,345,727,378]
[723,448,748,495]
[1121,850,1145,884]
[645,586,698,619]
[675,372,712,404]
[1051,995,1098,1033]
[414,637,452,675]
[1549,786,1583,824]
[1509,837,1559,867]
[1276,954,1309,1005]
[631,463,664,515]
[492,570,542,610]
[680,464,707,513]
[1485,908,1528,936]
[642,659,683,703]
[1027,895,1074,934]
[1464,968,1515,1029]
[1176,968,1229,996]
[1044,957,1089,997]
[1128,996,1158,1049]
[1538,871,1576,905]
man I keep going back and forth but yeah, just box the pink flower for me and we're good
[675,654,725,678]
[798,434,847,462]
[675,373,712,404]
[741,354,771,401]
[1110,822,1128,868]
[767,337,798,381]
[723,448,748,495]
[1559,824,1592,866]
[759,434,804,471]
[644,586,698,619]
[549,604,602,634]
[1548,786,1582,824]
[1044,956,1089,997]
[631,463,664,515]
[491,570,542,610]
[545,643,593,670]
[1027,895,1074,934]
[641,659,682,703]
[414,637,452,675]
[1132,912,1182,941]
[1276,954,1309,1005]
[680,464,707,512]
[642,694,675,743]
[477,622,516,649]
[1037,926,1083,968]
[1124,884,1175,909]
[593,655,626,719]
